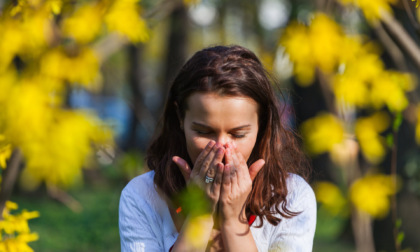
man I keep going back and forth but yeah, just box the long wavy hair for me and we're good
[147,45,310,226]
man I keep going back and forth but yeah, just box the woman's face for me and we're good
[182,92,259,165]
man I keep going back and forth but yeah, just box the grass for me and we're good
[11,180,125,252]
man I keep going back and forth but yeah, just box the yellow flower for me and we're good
[4,83,53,146]
[280,22,314,85]
[313,182,348,216]
[371,71,414,112]
[333,74,370,108]
[46,0,62,15]
[0,20,24,71]
[0,201,39,235]
[339,0,397,22]
[350,174,397,218]
[414,0,420,8]
[41,47,101,89]
[280,14,354,86]
[355,112,390,164]
[309,14,343,74]
[0,141,12,169]
[5,201,19,211]
[333,52,384,108]
[19,111,113,189]
[62,3,104,43]
[0,68,17,104]
[20,9,54,55]
[301,113,345,155]
[105,0,149,43]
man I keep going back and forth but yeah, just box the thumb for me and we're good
[172,156,191,182]
[248,159,265,181]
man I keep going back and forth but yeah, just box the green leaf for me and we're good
[386,133,394,147]
[395,218,402,229]
[397,231,405,246]
[393,112,403,132]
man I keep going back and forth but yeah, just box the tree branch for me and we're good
[0,149,22,218]
[381,11,420,71]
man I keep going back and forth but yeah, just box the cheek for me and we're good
[237,137,257,162]
[186,136,209,164]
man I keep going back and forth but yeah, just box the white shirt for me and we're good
[119,171,316,252]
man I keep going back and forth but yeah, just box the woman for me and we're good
[119,45,316,251]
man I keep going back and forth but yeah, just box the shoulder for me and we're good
[120,171,163,211]
[285,173,316,211]
[261,174,316,251]
[121,171,156,198]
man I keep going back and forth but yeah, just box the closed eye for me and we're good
[232,133,246,138]
[195,130,212,135]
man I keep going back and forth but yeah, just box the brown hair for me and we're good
[147,45,310,226]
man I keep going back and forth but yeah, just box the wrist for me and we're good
[220,217,249,232]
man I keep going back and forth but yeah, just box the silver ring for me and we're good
[205,175,214,184]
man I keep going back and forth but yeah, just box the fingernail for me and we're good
[209,140,216,147]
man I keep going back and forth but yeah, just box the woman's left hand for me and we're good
[218,143,265,224]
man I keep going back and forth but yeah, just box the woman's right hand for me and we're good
[172,140,225,213]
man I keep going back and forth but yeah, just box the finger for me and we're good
[202,146,225,179]
[222,164,231,194]
[249,159,265,181]
[224,145,234,166]
[230,163,238,191]
[192,140,216,175]
[172,156,191,182]
[196,143,220,179]
[231,148,245,181]
[211,163,224,196]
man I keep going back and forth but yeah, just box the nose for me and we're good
[215,134,229,148]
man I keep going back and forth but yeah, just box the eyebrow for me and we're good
[192,122,251,130]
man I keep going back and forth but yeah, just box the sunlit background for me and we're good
[1,0,420,251]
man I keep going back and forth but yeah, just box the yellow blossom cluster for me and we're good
[300,113,345,155]
[355,112,390,164]
[301,112,392,164]
[280,14,343,85]
[281,14,414,113]
[315,174,398,219]
[313,182,348,216]
[350,174,398,218]
[1,76,113,189]
[0,8,53,72]
[105,0,150,43]
[0,0,149,249]
[41,48,101,90]
[339,0,397,22]
[0,201,39,252]
[0,0,149,73]
[63,0,149,44]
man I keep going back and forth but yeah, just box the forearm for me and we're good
[220,218,258,252]
[171,214,214,252]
